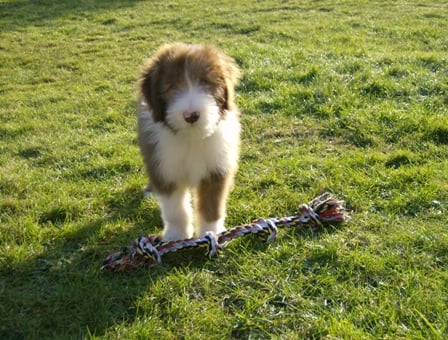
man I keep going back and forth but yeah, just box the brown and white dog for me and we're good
[137,43,241,241]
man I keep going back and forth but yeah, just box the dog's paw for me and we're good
[197,219,227,236]
[162,224,194,241]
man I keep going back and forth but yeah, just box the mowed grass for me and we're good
[1,0,448,338]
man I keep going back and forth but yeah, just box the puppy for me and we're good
[137,43,241,241]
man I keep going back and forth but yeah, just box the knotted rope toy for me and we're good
[102,192,351,272]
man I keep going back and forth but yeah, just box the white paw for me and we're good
[197,218,227,236]
[162,224,194,241]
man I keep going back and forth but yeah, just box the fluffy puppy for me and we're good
[137,43,241,241]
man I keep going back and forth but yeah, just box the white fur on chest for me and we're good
[141,108,240,187]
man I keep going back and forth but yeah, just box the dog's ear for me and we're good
[139,58,166,122]
[222,54,241,111]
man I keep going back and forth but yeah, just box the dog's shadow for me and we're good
[0,185,166,338]
[1,180,343,339]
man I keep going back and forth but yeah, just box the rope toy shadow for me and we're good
[102,192,351,272]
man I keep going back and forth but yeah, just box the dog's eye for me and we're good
[198,77,218,94]
[160,83,175,96]
[198,76,214,87]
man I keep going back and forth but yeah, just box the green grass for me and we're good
[1,0,448,338]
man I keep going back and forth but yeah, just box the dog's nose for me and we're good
[183,111,200,124]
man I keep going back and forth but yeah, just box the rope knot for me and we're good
[298,192,351,230]
[298,203,322,230]
[136,236,162,264]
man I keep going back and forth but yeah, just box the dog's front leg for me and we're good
[157,187,194,241]
[196,172,232,236]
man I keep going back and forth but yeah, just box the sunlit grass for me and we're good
[1,0,447,338]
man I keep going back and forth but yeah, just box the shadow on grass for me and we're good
[0,185,168,338]
[0,0,143,30]
[0,185,343,338]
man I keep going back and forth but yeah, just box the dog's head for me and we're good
[139,43,240,137]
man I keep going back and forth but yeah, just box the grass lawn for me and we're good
[1,0,448,338]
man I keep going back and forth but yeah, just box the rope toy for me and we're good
[102,192,351,272]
